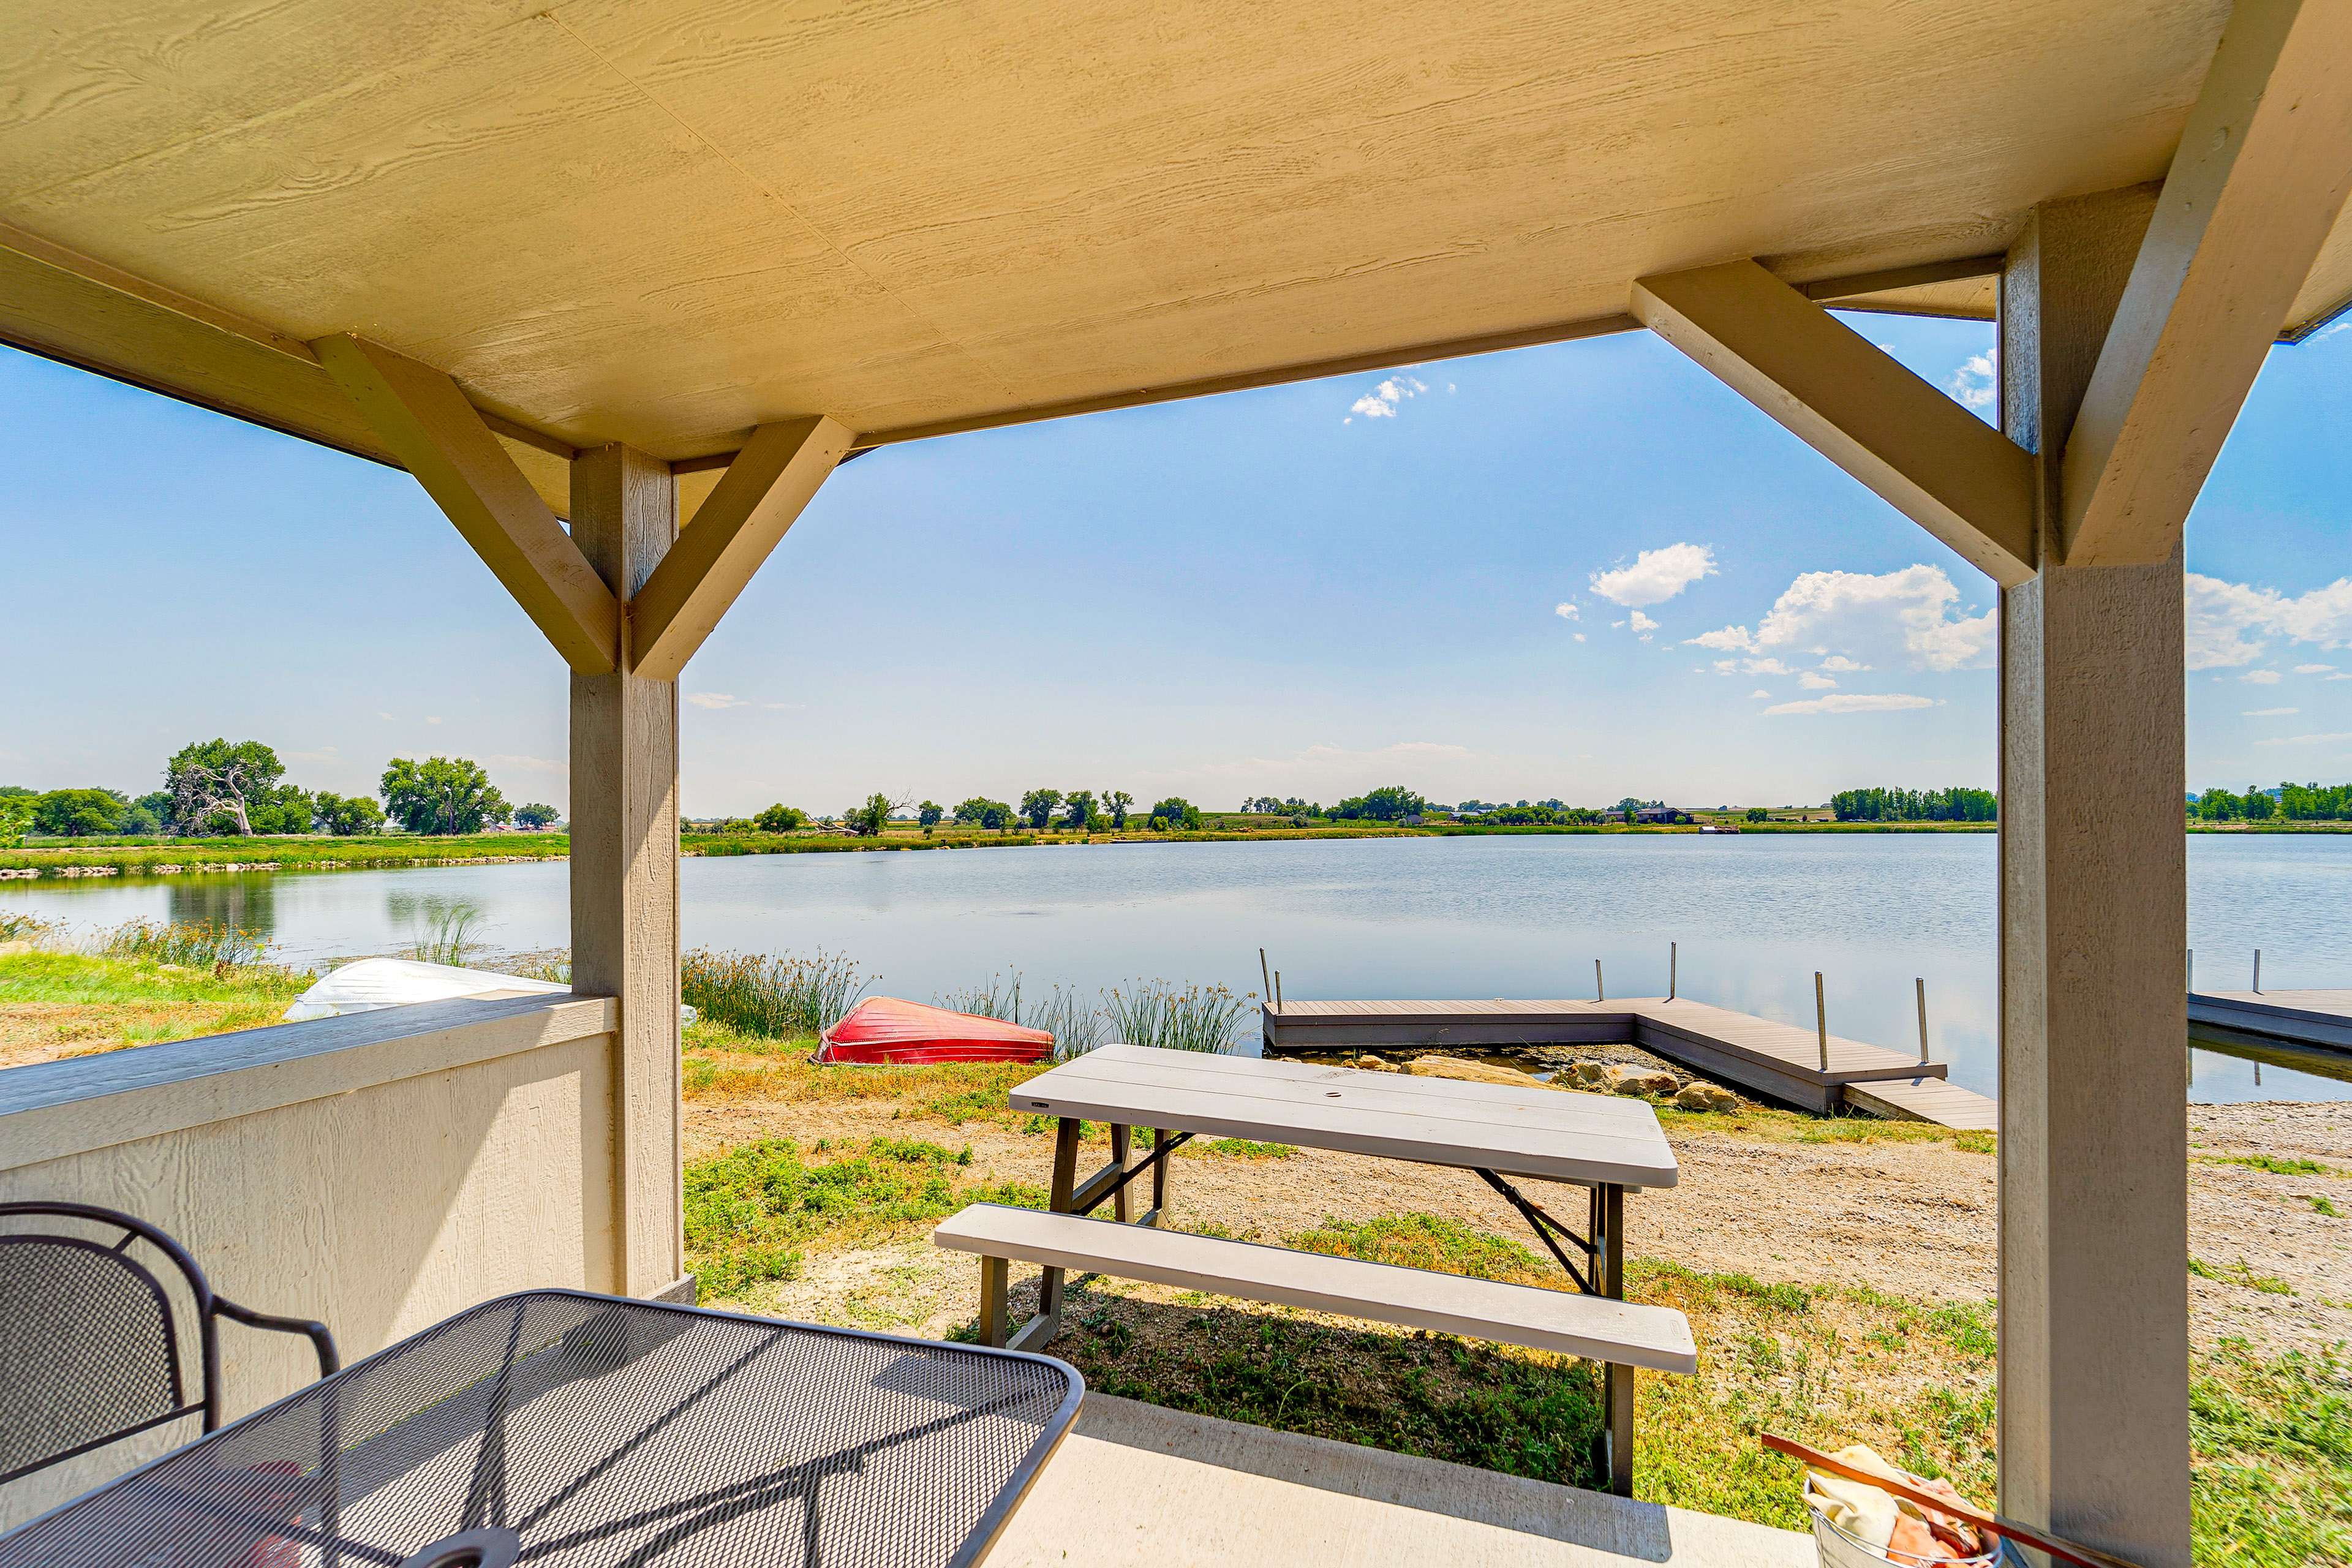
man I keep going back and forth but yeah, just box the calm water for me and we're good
[7,834,2350,1104]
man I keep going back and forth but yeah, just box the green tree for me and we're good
[1744,807,1768,823]
[380,756,511,835]
[1329,785,1428,821]
[0,794,32,848]
[167,738,287,836]
[1021,788,1063,831]
[1149,796,1202,831]
[1062,790,1098,831]
[313,791,386,835]
[918,800,944,828]
[753,803,807,832]
[31,788,129,836]
[955,797,1013,832]
[845,793,899,837]
[1105,790,1133,829]
[513,802,560,829]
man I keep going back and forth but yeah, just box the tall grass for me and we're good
[1100,979,1252,1054]
[402,899,489,965]
[0,910,53,943]
[682,947,869,1039]
[936,971,1107,1060]
[97,918,268,970]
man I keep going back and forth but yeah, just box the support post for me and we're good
[1814,973,1828,1072]
[1916,978,1930,1066]
[1595,959,1604,1004]
[2253,949,2263,994]
[1668,942,1676,1002]
[1999,190,2191,1568]
[1590,1182,1631,1496]
[568,442,685,1299]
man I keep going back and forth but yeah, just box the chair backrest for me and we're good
[0,1203,218,1486]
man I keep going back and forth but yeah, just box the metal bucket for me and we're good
[1805,1477,1999,1568]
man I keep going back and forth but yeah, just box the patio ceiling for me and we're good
[2,0,2343,516]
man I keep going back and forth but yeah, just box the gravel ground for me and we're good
[689,1093,2352,1355]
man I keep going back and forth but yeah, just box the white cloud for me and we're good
[2256,732,2352,747]
[2297,663,2336,674]
[1798,671,1838,689]
[1628,609,1658,641]
[1947,350,1996,411]
[375,711,395,722]
[2186,572,2352,669]
[2241,669,2282,685]
[2243,707,2298,717]
[1748,688,1773,698]
[1763,692,1936,717]
[1344,375,1430,424]
[1589,543,1717,608]
[285,745,340,764]
[1819,655,1869,673]
[1687,565,1992,672]
[1711,655,1793,676]
[425,716,443,725]
[1572,633,1586,643]
[485,753,564,774]
[688,692,748,710]
[1553,601,1579,620]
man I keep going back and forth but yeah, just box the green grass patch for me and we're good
[684,1135,1043,1297]
[2310,1196,2341,1218]
[1287,1212,1557,1284]
[1194,1137,1296,1159]
[2203,1152,2344,1178]
[2190,1257,2297,1296]
[1652,1102,1994,1153]
[0,832,570,876]
[2190,1340,2352,1566]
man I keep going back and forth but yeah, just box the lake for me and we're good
[7,832,2350,1104]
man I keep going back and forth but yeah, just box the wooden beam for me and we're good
[2060,0,2352,565]
[314,334,617,673]
[629,416,854,681]
[1632,260,2037,586]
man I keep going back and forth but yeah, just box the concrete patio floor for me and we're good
[993,1396,1813,1566]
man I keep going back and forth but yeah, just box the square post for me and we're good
[1998,190,2191,1568]
[570,442,686,1300]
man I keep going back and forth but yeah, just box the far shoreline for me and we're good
[6,816,2344,882]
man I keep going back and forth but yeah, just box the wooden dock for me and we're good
[2188,989,2352,1082]
[1263,996,1998,1128]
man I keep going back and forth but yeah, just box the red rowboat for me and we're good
[816,997,1056,1065]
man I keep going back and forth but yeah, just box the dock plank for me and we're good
[1262,996,1962,1123]
[1841,1076,1997,1131]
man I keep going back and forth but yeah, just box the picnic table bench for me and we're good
[934,1044,1688,1494]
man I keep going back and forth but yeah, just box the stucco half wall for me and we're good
[0,993,621,1528]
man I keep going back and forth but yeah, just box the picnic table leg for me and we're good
[1591,1182,1633,1497]
[1031,1117,1082,1341]
[1148,1127,1170,1226]
[1110,1124,1134,1223]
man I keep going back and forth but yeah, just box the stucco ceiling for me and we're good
[2,0,2342,499]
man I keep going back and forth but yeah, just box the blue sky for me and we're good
[5,309,2350,816]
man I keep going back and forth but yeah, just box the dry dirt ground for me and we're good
[688,1084,2352,1357]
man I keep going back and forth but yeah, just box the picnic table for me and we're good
[1000,1044,1679,1492]
[0,1289,1080,1568]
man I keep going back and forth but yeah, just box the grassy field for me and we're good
[3,949,2343,1562]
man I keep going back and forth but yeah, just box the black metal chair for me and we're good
[0,1200,339,1486]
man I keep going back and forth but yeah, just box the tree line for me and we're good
[1829,786,1997,823]
[2192,782,2352,822]
[0,739,558,842]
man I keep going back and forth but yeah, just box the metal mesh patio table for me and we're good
[0,1289,1082,1568]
